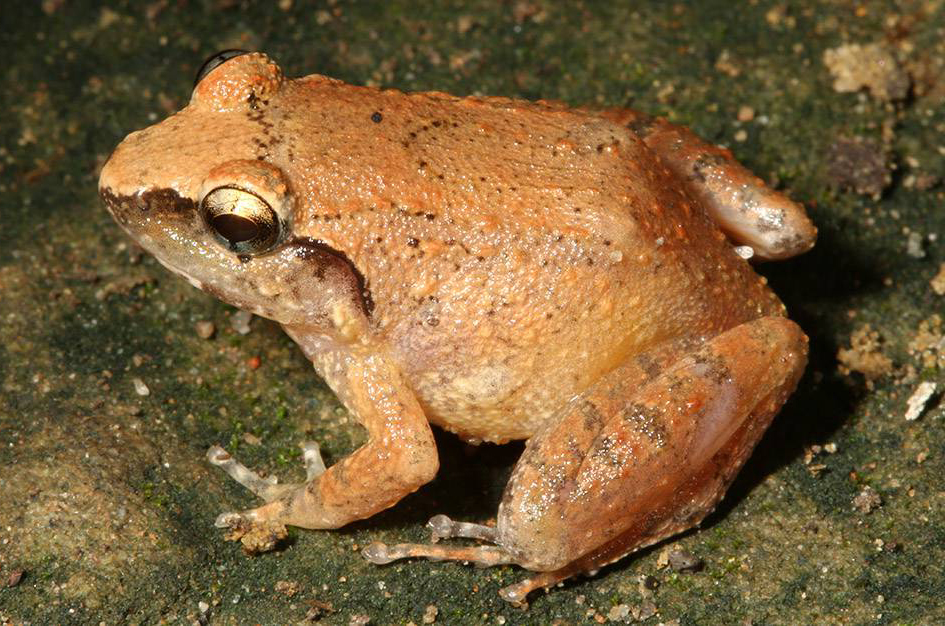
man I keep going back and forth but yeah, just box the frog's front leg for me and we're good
[365,316,807,602]
[212,343,439,529]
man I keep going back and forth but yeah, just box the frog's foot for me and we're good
[362,514,570,603]
[600,109,817,260]
[208,442,326,528]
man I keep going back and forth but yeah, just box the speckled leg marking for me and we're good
[211,349,439,530]
[599,109,817,260]
[364,317,808,603]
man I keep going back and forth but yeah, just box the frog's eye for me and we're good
[194,49,249,87]
[201,186,280,255]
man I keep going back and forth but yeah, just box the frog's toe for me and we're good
[427,514,497,543]
[214,510,250,529]
[207,444,298,501]
[300,440,326,480]
[362,539,516,568]
[498,573,569,604]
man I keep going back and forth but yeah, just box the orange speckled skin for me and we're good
[100,53,814,600]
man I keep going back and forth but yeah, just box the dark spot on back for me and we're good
[625,113,656,138]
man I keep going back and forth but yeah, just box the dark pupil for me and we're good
[212,213,262,242]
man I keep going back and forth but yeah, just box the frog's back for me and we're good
[278,74,649,234]
[281,75,779,317]
[277,77,784,442]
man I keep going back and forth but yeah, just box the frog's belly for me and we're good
[414,363,560,444]
[399,292,659,444]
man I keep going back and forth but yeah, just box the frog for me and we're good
[99,51,816,602]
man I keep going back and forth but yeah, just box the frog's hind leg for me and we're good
[365,316,807,602]
[599,109,817,260]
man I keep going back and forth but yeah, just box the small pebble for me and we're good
[930,263,945,296]
[607,604,631,621]
[195,320,216,339]
[132,377,150,396]
[638,600,658,620]
[230,310,254,335]
[668,548,704,572]
[905,381,937,421]
[7,570,24,587]
[906,232,926,259]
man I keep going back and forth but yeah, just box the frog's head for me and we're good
[99,51,371,329]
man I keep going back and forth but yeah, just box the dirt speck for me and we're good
[852,486,882,514]
[931,263,945,296]
[274,580,301,597]
[827,137,891,198]
[823,42,910,101]
[223,518,288,555]
[607,604,631,622]
[908,315,944,371]
[230,310,254,335]
[838,324,894,384]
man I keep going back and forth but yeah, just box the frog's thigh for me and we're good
[497,316,808,575]
[601,109,817,260]
[220,351,439,529]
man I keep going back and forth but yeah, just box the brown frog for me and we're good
[99,51,816,602]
